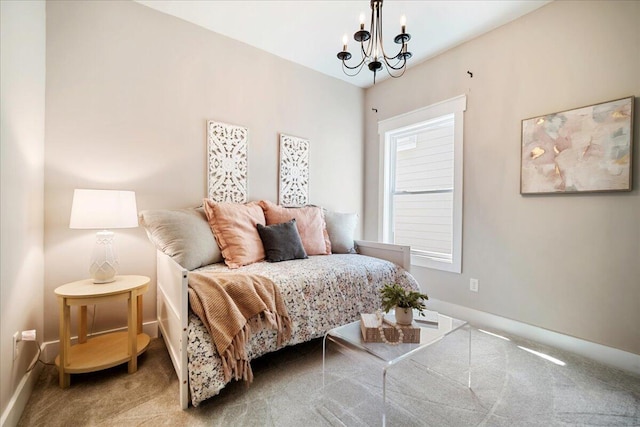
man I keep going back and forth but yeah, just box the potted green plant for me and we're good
[380,283,429,325]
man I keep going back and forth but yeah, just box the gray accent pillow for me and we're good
[139,207,222,270]
[256,219,308,263]
[324,210,358,254]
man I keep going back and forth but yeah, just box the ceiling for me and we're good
[136,0,551,88]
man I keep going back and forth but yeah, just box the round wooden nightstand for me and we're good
[54,275,150,388]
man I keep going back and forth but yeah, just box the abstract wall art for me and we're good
[278,133,309,207]
[207,120,248,203]
[521,96,634,194]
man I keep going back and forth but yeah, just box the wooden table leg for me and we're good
[127,291,137,374]
[78,306,87,344]
[137,294,143,334]
[58,297,71,388]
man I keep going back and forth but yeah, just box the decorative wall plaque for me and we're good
[207,120,248,203]
[278,134,309,207]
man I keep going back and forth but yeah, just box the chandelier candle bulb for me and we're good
[401,15,406,34]
[342,34,348,51]
[360,13,365,30]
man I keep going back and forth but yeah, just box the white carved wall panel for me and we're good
[207,121,248,203]
[278,134,309,207]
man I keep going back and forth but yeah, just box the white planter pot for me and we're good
[395,307,413,325]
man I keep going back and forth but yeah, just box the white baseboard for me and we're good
[428,298,640,376]
[0,346,43,427]
[1,321,158,426]
[42,320,158,363]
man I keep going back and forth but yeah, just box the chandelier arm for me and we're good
[357,6,375,60]
[383,51,402,61]
[361,40,370,59]
[342,61,367,77]
[377,7,404,62]
[341,56,367,71]
[376,0,411,76]
[377,2,383,58]
[384,62,408,78]
[368,4,376,57]
[375,2,383,60]
[376,2,392,60]
[382,56,407,71]
[382,48,405,62]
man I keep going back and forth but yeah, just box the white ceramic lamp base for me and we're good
[89,230,118,283]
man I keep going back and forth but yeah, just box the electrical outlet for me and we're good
[470,278,479,292]
[13,331,20,360]
[22,330,36,341]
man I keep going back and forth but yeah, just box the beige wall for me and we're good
[364,1,640,355]
[44,1,364,342]
[1,0,46,419]
[39,0,640,358]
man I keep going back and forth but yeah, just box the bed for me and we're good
[142,205,419,408]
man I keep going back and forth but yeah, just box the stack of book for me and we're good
[414,310,439,327]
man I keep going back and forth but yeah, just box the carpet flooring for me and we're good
[18,326,640,426]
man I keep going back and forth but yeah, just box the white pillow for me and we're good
[139,207,222,270]
[324,210,358,254]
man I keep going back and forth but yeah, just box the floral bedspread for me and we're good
[187,254,419,407]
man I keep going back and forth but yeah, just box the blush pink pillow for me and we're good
[259,200,331,255]
[203,200,266,269]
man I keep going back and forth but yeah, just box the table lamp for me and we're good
[69,189,138,283]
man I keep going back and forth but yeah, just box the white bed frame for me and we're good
[156,240,410,409]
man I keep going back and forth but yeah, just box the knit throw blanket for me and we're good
[187,271,292,384]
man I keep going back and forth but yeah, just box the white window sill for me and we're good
[411,254,461,273]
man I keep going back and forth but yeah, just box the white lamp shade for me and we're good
[69,189,138,229]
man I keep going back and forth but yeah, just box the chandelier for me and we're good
[337,0,412,84]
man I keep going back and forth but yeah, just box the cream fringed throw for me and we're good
[187,271,292,383]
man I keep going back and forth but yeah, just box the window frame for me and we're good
[378,95,466,273]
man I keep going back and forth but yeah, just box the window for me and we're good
[378,95,466,273]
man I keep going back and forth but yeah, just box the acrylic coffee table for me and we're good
[322,311,471,426]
